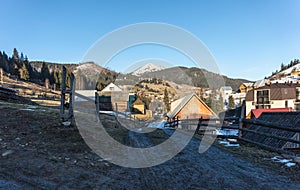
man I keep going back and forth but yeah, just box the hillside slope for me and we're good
[142,66,250,91]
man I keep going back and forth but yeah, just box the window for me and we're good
[109,87,114,91]
[256,105,270,109]
[256,90,270,105]
[285,100,288,108]
[296,88,300,102]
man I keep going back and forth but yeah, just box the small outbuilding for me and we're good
[167,93,217,121]
[132,97,145,114]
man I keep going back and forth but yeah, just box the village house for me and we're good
[246,107,292,119]
[245,83,300,116]
[98,83,129,112]
[219,86,233,103]
[253,79,269,89]
[167,93,217,121]
[239,82,254,93]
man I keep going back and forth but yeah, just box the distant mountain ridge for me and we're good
[0,48,250,91]
[141,66,250,91]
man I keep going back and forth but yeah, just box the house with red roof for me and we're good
[246,107,292,119]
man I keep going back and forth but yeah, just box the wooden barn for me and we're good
[167,93,217,121]
[242,112,300,150]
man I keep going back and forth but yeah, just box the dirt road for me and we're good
[1,105,300,189]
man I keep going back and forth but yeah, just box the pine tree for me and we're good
[20,52,24,61]
[40,62,50,81]
[228,95,235,110]
[13,48,19,60]
[19,63,30,80]
[163,88,170,112]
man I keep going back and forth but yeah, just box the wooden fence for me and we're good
[165,117,239,138]
[239,118,300,155]
[164,102,300,155]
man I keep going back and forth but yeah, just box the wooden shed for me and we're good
[167,93,217,121]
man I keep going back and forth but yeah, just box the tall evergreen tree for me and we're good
[20,52,24,61]
[40,62,50,81]
[19,63,29,80]
[228,95,235,110]
[163,88,170,112]
[13,48,19,60]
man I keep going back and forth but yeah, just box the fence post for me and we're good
[195,117,203,134]
[187,116,189,130]
[95,92,100,119]
[60,66,67,120]
[115,103,118,118]
[0,68,3,86]
[69,74,75,125]
[238,100,246,138]
[60,66,75,125]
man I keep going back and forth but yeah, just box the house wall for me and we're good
[100,101,128,112]
[271,100,294,109]
[176,96,213,119]
[246,101,254,116]
[246,99,295,116]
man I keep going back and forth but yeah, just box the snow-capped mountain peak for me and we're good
[131,63,165,76]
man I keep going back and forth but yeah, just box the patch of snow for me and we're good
[270,156,297,167]
[218,140,228,145]
[285,162,296,167]
[218,140,239,147]
[214,129,238,136]
[271,156,292,163]
[62,121,71,126]
[27,105,37,109]
[2,150,14,157]
[224,143,240,147]
[99,111,128,119]
[99,111,115,116]
[278,63,300,76]
[19,108,35,111]
[147,121,166,129]
[131,63,165,76]
[228,139,238,142]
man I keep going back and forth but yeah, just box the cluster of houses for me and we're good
[74,78,300,151]
[75,82,218,121]
[75,73,300,123]
[220,78,300,119]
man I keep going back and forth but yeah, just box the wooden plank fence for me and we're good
[164,101,300,155]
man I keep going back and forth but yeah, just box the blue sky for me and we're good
[1,0,299,81]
